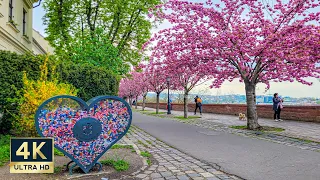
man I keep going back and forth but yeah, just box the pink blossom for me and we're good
[144,0,320,90]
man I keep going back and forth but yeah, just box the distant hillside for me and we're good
[145,93,319,106]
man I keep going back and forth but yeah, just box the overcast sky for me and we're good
[32,1,320,98]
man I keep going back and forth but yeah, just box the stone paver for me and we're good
[151,173,163,178]
[188,173,201,177]
[177,175,189,180]
[136,174,149,179]
[206,178,220,180]
[200,172,214,178]
[127,126,239,180]
[138,107,320,152]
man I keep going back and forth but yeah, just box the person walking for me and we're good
[273,93,283,121]
[194,95,202,115]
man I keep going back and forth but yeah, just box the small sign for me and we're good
[9,138,54,173]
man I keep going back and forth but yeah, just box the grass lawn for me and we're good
[139,111,167,118]
[294,138,317,144]
[54,166,64,173]
[147,159,151,166]
[140,151,152,166]
[132,109,151,112]
[111,144,134,150]
[54,148,64,156]
[149,112,166,115]
[137,140,148,148]
[140,151,152,158]
[100,159,130,171]
[139,110,151,112]
[229,125,285,132]
[174,116,201,120]
[0,135,10,166]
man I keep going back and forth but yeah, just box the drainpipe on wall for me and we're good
[33,0,42,8]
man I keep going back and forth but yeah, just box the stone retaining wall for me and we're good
[139,103,320,123]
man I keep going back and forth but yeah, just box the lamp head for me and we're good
[166,77,171,82]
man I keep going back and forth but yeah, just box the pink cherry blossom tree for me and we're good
[119,76,141,108]
[135,69,151,111]
[150,50,216,118]
[131,71,151,110]
[118,81,127,100]
[147,0,320,129]
[119,78,133,106]
[144,61,168,114]
[140,75,150,111]
[130,72,141,109]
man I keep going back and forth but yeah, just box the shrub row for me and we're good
[0,50,119,134]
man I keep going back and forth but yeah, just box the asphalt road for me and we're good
[132,112,320,180]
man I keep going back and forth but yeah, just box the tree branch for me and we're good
[93,0,102,30]
[85,0,95,37]
[118,2,147,54]
[111,6,121,43]
[57,0,68,43]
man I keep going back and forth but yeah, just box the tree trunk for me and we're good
[245,82,260,130]
[142,94,146,111]
[184,89,188,118]
[129,96,132,107]
[135,96,138,109]
[156,93,160,114]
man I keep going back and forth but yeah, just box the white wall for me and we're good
[0,0,53,55]
[32,29,54,55]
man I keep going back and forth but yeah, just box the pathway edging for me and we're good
[129,126,242,180]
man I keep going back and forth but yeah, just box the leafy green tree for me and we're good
[43,0,161,71]
[71,28,129,75]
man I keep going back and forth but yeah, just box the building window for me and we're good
[23,9,27,35]
[9,0,13,21]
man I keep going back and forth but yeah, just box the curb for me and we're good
[117,135,149,179]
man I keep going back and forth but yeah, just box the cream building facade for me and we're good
[0,0,54,54]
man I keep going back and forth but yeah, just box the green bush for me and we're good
[13,55,78,137]
[0,51,50,134]
[56,62,120,101]
[0,135,11,166]
[0,50,120,135]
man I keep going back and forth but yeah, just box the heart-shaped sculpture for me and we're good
[35,95,132,173]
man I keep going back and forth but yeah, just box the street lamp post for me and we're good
[166,76,171,114]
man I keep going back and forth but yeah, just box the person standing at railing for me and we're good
[273,93,284,121]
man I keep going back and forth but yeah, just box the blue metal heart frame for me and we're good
[34,95,132,174]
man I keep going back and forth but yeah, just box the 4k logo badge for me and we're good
[10,138,54,173]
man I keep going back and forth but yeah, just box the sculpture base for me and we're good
[66,160,102,175]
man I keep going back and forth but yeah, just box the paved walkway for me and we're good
[128,126,238,180]
[132,112,320,180]
[67,126,234,180]
[138,106,320,143]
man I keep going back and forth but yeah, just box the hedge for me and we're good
[0,51,45,134]
[56,62,120,101]
[0,50,119,134]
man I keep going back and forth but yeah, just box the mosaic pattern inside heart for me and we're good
[35,96,131,172]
